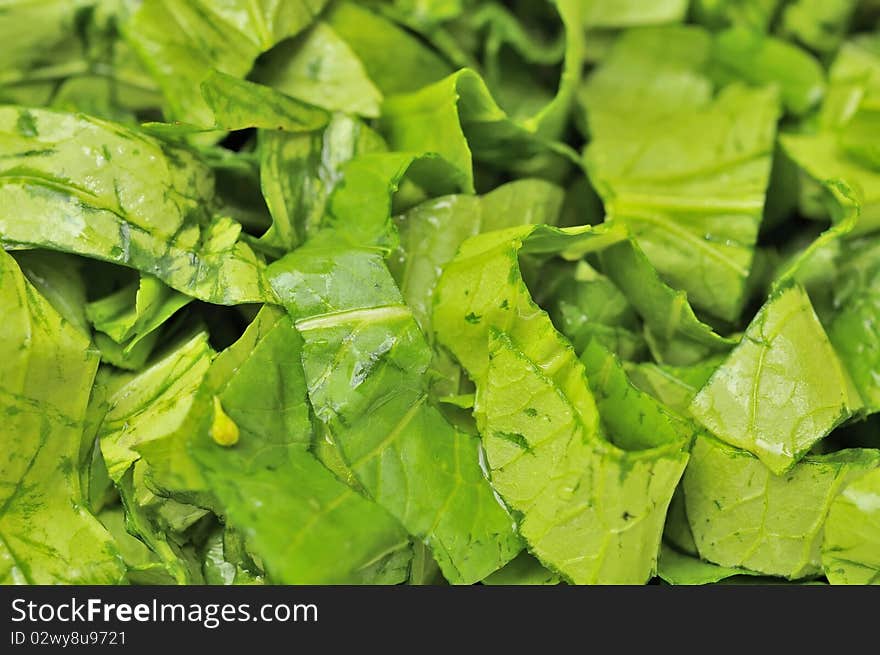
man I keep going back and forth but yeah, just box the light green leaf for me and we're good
[541,259,645,360]
[477,333,689,583]
[0,1,161,122]
[452,2,566,123]
[391,179,565,398]
[780,34,880,233]
[585,81,778,322]
[434,225,691,583]
[683,435,880,577]
[12,250,90,335]
[827,237,880,413]
[115,464,207,585]
[86,275,192,369]
[780,0,858,55]
[363,0,467,28]
[394,179,565,335]
[711,27,825,115]
[253,22,383,117]
[839,109,880,171]
[325,150,466,249]
[98,332,214,483]
[0,0,89,76]
[626,359,721,415]
[781,131,880,234]
[663,487,699,555]
[0,250,125,584]
[583,0,688,27]
[325,1,452,95]
[258,113,387,252]
[200,527,264,585]
[692,0,781,31]
[187,308,412,584]
[581,26,781,322]
[91,332,214,583]
[822,467,880,584]
[599,237,736,365]
[269,241,523,584]
[200,71,329,133]
[97,506,178,585]
[407,541,443,585]
[771,179,860,307]
[657,545,763,585]
[691,283,861,474]
[0,107,274,304]
[125,0,329,124]
[380,69,577,189]
[578,26,714,130]
[380,1,583,184]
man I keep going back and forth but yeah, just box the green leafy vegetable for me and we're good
[394,179,565,334]
[690,283,861,474]
[252,22,383,118]
[325,1,452,95]
[0,106,274,304]
[657,545,762,585]
[692,0,781,31]
[683,435,879,577]
[583,30,780,322]
[259,112,386,252]
[0,250,124,584]
[583,0,688,28]
[711,27,825,115]
[542,259,645,360]
[270,240,523,584]
[97,332,213,483]
[598,237,736,365]
[626,359,721,415]
[1,0,879,587]
[126,0,330,124]
[185,307,413,584]
[780,34,880,233]
[86,275,192,370]
[482,552,561,586]
[822,467,880,584]
[434,225,691,582]
[780,0,858,56]
[826,237,880,413]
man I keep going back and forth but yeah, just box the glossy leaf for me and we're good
[822,467,880,584]
[126,0,329,124]
[434,226,691,583]
[0,250,125,584]
[691,284,861,474]
[0,107,274,304]
[270,241,523,584]
[582,26,780,322]
[684,435,880,577]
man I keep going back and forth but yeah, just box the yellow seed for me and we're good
[211,396,239,447]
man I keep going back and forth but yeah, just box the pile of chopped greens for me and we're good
[2,0,880,587]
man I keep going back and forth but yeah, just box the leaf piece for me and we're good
[269,242,523,584]
[691,284,860,474]
[434,225,691,583]
[125,0,329,124]
[657,545,762,585]
[683,435,880,577]
[252,22,383,117]
[582,27,780,322]
[822,467,880,584]
[0,250,124,584]
[0,107,273,304]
